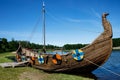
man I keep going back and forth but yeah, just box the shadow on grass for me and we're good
[69,72,97,80]
[4,55,97,79]
[43,70,97,80]
[5,56,17,62]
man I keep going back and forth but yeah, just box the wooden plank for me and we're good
[0,61,28,68]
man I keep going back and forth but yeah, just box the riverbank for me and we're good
[113,47,120,50]
[0,52,94,80]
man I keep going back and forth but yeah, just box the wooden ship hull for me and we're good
[16,13,112,73]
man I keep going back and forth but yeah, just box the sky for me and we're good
[0,0,120,46]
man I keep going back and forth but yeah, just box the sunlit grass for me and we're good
[0,66,93,80]
[0,52,15,63]
[0,52,94,80]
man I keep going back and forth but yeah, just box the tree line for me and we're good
[0,38,59,53]
[63,38,120,50]
[0,38,120,53]
[112,38,120,47]
[63,44,87,50]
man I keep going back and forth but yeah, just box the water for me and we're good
[92,50,120,80]
[47,50,120,80]
[47,51,68,55]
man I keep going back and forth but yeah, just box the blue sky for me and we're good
[0,0,120,46]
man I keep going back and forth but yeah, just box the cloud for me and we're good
[65,18,81,23]
[65,17,101,26]
[91,8,101,19]
[0,31,42,43]
[0,31,30,38]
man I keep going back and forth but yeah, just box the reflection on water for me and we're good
[48,51,68,55]
[92,50,120,80]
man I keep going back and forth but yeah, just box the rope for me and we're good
[46,10,63,23]
[25,0,45,47]
[108,60,117,68]
[78,29,101,33]
[84,58,120,77]
[26,16,41,47]
[106,51,120,69]
[46,9,103,35]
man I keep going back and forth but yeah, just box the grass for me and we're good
[0,52,15,63]
[0,52,94,80]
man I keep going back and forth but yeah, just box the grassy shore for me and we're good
[0,52,94,80]
[0,52,15,63]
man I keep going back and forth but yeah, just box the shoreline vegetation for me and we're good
[113,46,120,50]
[0,37,120,53]
[0,52,94,80]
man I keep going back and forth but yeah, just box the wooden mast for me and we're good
[42,1,46,53]
[16,12,113,73]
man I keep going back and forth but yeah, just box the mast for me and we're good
[42,1,46,53]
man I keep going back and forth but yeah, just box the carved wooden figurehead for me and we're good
[102,13,113,38]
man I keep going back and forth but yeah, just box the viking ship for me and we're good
[16,2,113,73]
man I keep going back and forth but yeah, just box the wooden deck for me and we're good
[0,61,28,68]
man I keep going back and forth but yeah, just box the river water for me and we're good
[48,50,120,80]
[92,50,120,80]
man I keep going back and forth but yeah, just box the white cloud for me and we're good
[0,31,29,37]
[0,31,43,43]
[65,18,81,23]
[91,8,101,19]
[64,17,101,27]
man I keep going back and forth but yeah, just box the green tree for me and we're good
[63,44,87,50]
[9,38,19,51]
[113,38,120,47]
[0,38,9,52]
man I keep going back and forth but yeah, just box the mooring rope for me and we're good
[108,60,117,68]
[84,58,120,77]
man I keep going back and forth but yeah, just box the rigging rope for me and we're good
[46,10,63,23]
[46,9,102,34]
[84,58,120,77]
[26,16,41,47]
